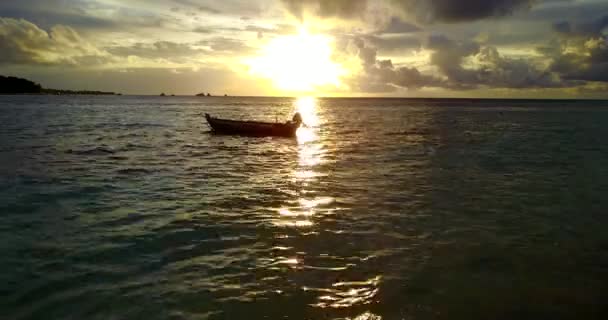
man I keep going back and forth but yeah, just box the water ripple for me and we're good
[1,96,608,319]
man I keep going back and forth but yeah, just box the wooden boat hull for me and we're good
[205,114,299,138]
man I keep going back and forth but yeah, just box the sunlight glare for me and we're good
[247,28,345,92]
[295,96,319,144]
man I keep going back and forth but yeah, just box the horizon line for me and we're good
[11,94,607,101]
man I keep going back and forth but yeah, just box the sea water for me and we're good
[1,95,608,319]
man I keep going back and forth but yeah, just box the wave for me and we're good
[384,129,434,136]
[66,146,115,155]
[115,168,154,175]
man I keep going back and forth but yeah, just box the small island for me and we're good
[1,75,118,95]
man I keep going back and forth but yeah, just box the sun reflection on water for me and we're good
[273,96,328,228]
[349,312,383,320]
[307,276,382,309]
[264,98,382,318]
[296,96,320,145]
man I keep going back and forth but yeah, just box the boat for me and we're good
[205,113,302,137]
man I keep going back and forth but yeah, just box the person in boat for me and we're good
[289,112,303,126]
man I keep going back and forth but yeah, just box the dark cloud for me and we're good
[553,15,608,37]
[544,15,608,83]
[280,0,367,20]
[473,46,563,88]
[0,0,116,30]
[525,1,608,23]
[427,34,562,88]
[376,17,421,34]
[552,21,571,34]
[391,0,534,23]
[364,34,421,53]
[280,0,535,23]
[346,32,566,92]
[0,0,167,31]
[547,37,608,82]
[561,63,608,82]
[347,37,444,92]
[427,34,480,86]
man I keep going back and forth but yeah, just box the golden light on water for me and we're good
[296,96,319,145]
[349,312,383,320]
[265,98,380,318]
[278,208,314,217]
[311,276,382,309]
[295,96,324,184]
[295,96,319,125]
[273,97,327,228]
[246,28,345,92]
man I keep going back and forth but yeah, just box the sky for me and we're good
[0,0,607,98]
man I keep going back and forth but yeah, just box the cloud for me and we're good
[344,33,565,92]
[245,24,297,35]
[7,66,269,95]
[363,34,421,53]
[376,16,421,34]
[107,41,208,61]
[280,0,535,23]
[471,46,563,88]
[192,26,215,33]
[0,0,117,30]
[426,34,479,87]
[1,0,606,97]
[346,37,444,92]
[245,24,298,39]
[546,37,608,82]
[280,0,368,20]
[553,15,608,37]
[198,37,254,54]
[526,1,608,23]
[0,17,212,68]
[392,0,534,23]
[552,21,572,34]
[427,34,563,88]
[543,15,608,83]
[172,0,222,14]
[0,17,110,66]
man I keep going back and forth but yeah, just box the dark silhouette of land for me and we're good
[1,75,118,95]
[1,76,42,94]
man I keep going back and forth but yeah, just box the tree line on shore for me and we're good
[0,75,118,95]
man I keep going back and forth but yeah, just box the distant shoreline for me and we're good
[1,91,119,95]
[1,94,607,102]
[1,75,119,96]
[0,91,121,96]
[2,75,607,101]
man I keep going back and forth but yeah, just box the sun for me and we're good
[246,28,345,92]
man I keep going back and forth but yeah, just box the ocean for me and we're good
[1,95,608,320]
